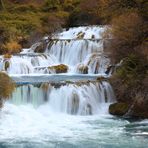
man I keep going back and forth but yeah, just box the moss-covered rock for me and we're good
[4,61,10,71]
[109,99,148,119]
[48,64,68,73]
[77,32,85,39]
[109,102,130,116]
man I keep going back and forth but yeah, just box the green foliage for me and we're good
[43,0,60,12]
[0,0,82,54]
[116,54,147,86]
[99,0,148,24]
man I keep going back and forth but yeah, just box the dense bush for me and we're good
[68,0,102,26]
[0,0,81,54]
[0,72,15,107]
[101,0,148,107]
[105,11,147,62]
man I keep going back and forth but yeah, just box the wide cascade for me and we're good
[11,81,115,115]
[0,26,110,74]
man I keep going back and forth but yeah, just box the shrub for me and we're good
[104,8,148,105]
[41,14,65,35]
[3,40,22,54]
[104,11,146,62]
[4,54,12,59]
[68,0,101,26]
[0,72,15,107]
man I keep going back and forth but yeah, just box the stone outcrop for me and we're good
[77,64,88,74]
[48,64,68,73]
[109,99,148,119]
[109,102,130,116]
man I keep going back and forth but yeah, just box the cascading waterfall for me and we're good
[46,40,103,65]
[10,81,115,115]
[1,26,148,148]
[0,26,110,74]
[0,26,115,117]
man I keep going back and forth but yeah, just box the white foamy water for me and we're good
[0,103,148,148]
[52,26,106,39]
[10,81,115,115]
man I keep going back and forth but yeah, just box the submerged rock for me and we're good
[48,64,68,73]
[105,65,115,75]
[86,104,92,115]
[34,42,46,53]
[77,64,88,74]
[71,92,80,115]
[4,61,10,71]
[109,102,130,116]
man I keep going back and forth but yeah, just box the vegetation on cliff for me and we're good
[0,0,79,54]
[101,0,148,118]
[0,72,15,107]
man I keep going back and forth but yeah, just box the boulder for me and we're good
[109,102,130,116]
[48,64,68,73]
[33,42,45,53]
[33,39,48,53]
[77,32,85,39]
[77,64,88,74]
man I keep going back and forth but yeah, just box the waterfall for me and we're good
[10,81,115,115]
[0,26,110,74]
[0,54,58,74]
[0,26,121,147]
[1,25,115,116]
[46,40,104,65]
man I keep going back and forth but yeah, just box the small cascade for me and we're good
[10,81,115,115]
[52,26,106,39]
[0,54,59,74]
[46,40,103,65]
[46,39,110,74]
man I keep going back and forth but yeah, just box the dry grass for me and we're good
[3,40,22,54]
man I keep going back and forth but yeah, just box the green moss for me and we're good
[109,102,130,116]
[48,64,68,73]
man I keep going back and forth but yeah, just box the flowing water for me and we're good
[0,26,148,148]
